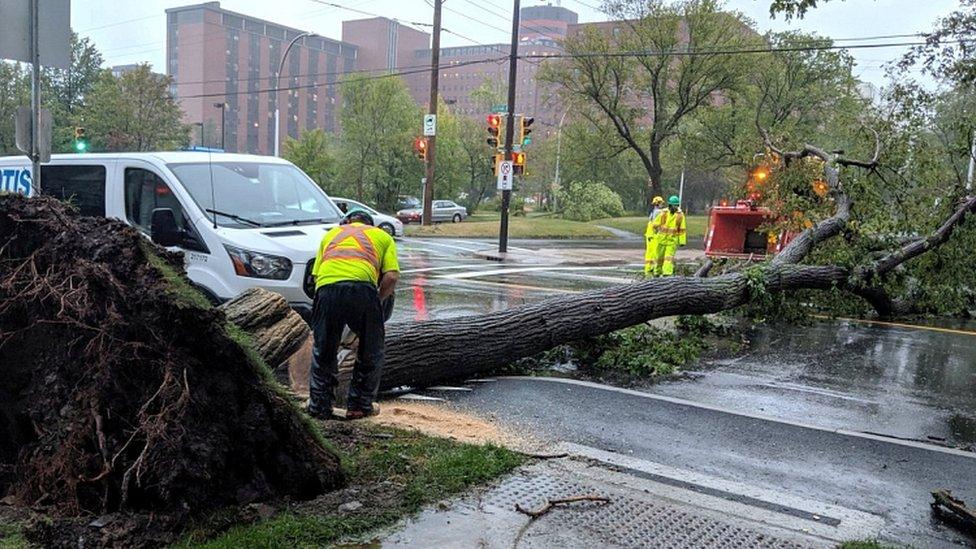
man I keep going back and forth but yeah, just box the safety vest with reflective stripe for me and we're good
[652,209,687,245]
[322,225,381,276]
[313,223,397,289]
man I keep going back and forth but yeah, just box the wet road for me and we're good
[392,236,976,449]
[387,236,976,545]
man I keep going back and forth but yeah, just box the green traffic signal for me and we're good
[74,139,88,152]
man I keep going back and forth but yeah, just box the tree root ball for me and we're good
[0,195,342,519]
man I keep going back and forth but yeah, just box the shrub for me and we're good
[557,180,625,221]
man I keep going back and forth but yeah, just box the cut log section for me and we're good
[219,288,310,368]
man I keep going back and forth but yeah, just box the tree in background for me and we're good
[0,63,29,155]
[541,0,759,206]
[338,75,422,210]
[80,64,188,152]
[43,34,104,152]
[283,129,336,190]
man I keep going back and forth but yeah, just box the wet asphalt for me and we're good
[389,236,976,546]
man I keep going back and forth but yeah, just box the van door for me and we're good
[119,163,209,255]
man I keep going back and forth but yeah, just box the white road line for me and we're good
[400,265,487,274]
[502,376,976,459]
[438,265,628,280]
[446,278,579,294]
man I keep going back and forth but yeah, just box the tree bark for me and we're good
[219,288,310,368]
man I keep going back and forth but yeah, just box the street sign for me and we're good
[423,114,437,136]
[497,160,513,190]
[15,106,52,162]
[0,0,71,69]
[491,104,508,114]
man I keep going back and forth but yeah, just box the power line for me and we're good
[176,56,507,99]
[76,13,165,34]
[520,38,966,61]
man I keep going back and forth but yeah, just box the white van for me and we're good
[0,152,344,318]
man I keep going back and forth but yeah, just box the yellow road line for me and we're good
[813,314,976,337]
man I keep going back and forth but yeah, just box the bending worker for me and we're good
[650,195,686,276]
[644,196,666,276]
[308,207,399,420]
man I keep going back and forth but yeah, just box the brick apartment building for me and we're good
[167,2,582,152]
[166,2,358,155]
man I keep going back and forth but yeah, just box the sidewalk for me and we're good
[374,443,883,548]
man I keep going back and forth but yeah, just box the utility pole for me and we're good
[29,0,41,193]
[499,0,521,253]
[422,0,443,226]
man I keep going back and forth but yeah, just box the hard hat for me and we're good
[652,196,665,205]
[342,207,375,226]
[668,195,680,206]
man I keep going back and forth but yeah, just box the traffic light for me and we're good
[490,153,503,175]
[519,116,534,146]
[413,136,428,161]
[486,114,502,149]
[73,127,89,153]
[513,151,526,175]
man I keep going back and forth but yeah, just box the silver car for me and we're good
[398,200,468,224]
[332,197,405,237]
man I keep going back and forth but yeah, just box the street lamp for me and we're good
[213,102,226,150]
[552,109,569,211]
[274,32,316,157]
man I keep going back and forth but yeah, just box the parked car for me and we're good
[331,197,404,237]
[397,200,468,224]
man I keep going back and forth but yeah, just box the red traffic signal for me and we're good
[413,137,428,160]
[486,115,501,148]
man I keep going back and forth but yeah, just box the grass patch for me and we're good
[838,541,895,549]
[185,425,526,548]
[405,217,614,239]
[589,215,708,239]
[0,522,26,549]
[142,242,214,310]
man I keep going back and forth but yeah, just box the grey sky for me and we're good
[72,0,958,87]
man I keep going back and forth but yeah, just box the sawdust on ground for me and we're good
[366,401,537,450]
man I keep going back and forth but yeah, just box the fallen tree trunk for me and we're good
[377,264,846,390]
[276,137,976,395]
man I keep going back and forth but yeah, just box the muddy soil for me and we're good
[0,195,342,546]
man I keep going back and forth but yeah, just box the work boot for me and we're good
[306,403,337,421]
[345,403,381,420]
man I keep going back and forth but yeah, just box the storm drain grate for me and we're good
[481,472,815,548]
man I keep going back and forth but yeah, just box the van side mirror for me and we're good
[151,208,181,247]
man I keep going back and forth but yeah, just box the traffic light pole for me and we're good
[422,0,443,226]
[499,0,521,253]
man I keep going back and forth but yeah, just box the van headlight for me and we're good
[224,245,293,280]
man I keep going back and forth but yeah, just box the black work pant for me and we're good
[308,281,385,413]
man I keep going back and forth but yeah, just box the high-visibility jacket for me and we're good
[312,223,399,289]
[652,208,686,246]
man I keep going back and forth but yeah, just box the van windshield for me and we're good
[168,161,342,228]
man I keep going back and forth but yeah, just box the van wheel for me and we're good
[379,223,395,236]
[452,213,462,223]
[190,283,222,307]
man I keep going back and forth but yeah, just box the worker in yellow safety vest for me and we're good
[644,196,666,276]
[308,208,399,420]
[650,195,686,276]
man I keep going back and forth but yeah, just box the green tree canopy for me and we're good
[80,64,189,152]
